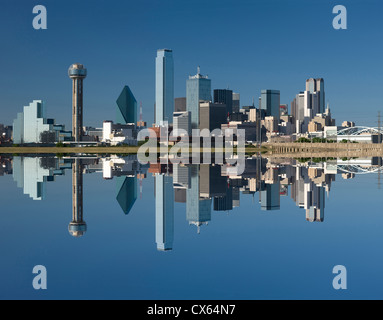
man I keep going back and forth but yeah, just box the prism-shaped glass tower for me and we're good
[116,86,137,124]
[116,176,137,215]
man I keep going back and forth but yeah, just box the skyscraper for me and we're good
[186,67,212,130]
[232,92,240,113]
[68,64,87,141]
[116,176,137,215]
[174,97,186,112]
[116,86,137,125]
[199,102,227,131]
[214,89,233,115]
[306,78,325,114]
[155,174,174,251]
[155,49,174,126]
[260,183,281,211]
[186,165,212,233]
[260,90,280,120]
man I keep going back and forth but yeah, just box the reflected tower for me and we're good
[68,159,86,237]
[155,174,174,251]
[68,64,87,142]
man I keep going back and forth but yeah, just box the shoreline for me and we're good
[1,142,383,157]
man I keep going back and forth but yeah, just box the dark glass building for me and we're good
[214,89,233,115]
[116,86,137,124]
[116,176,137,215]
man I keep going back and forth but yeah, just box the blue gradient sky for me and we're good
[1,0,382,128]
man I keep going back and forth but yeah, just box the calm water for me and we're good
[1,155,383,300]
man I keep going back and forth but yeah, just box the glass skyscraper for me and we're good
[186,67,211,130]
[214,89,233,115]
[155,49,174,126]
[260,183,281,211]
[116,176,137,215]
[261,90,280,120]
[155,174,174,251]
[116,86,137,125]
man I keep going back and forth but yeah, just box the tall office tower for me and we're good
[155,174,174,251]
[213,189,233,211]
[186,165,211,233]
[199,102,227,131]
[173,164,191,189]
[173,111,191,136]
[175,97,186,112]
[260,90,280,120]
[232,92,240,113]
[155,49,174,126]
[214,89,233,115]
[306,78,325,113]
[116,86,137,124]
[186,67,212,130]
[291,90,320,133]
[260,183,281,211]
[68,159,87,237]
[305,182,325,222]
[68,64,87,141]
[232,187,240,208]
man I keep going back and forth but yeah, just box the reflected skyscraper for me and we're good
[260,183,281,211]
[12,157,59,200]
[155,174,174,251]
[186,165,212,232]
[68,159,86,237]
[116,176,137,215]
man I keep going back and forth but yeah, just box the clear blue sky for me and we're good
[1,0,382,128]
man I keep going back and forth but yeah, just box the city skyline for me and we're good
[6,153,381,241]
[1,0,383,129]
[4,0,383,302]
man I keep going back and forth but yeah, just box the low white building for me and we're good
[102,121,137,146]
[13,100,53,144]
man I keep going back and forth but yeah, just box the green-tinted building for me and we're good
[116,86,137,125]
[116,176,137,215]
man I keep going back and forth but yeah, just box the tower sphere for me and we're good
[68,63,87,79]
[68,221,87,238]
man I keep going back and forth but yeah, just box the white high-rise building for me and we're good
[13,100,52,144]
[173,111,191,136]
[155,49,174,126]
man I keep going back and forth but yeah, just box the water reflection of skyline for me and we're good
[2,155,383,250]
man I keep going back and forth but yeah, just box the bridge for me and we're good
[337,126,383,136]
